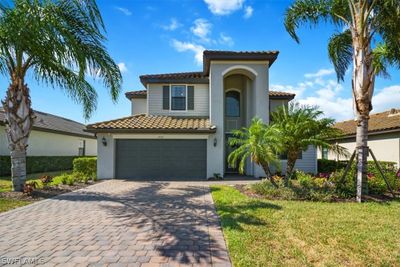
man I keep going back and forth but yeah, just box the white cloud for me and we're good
[191,19,212,42]
[372,85,400,112]
[304,68,335,78]
[171,39,205,65]
[117,62,128,73]
[204,0,245,15]
[115,7,132,16]
[219,33,234,46]
[244,6,253,18]
[161,18,182,31]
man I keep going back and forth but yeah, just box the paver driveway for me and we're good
[0,180,231,266]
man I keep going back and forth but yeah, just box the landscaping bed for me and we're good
[0,157,98,213]
[211,185,400,266]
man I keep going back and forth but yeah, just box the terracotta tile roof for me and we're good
[334,108,400,136]
[269,91,295,98]
[86,114,216,133]
[140,71,208,86]
[0,107,95,138]
[203,50,280,56]
[125,89,295,99]
[125,90,147,99]
[203,50,279,74]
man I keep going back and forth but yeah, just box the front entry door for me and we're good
[225,90,242,174]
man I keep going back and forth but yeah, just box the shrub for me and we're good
[0,156,95,176]
[23,181,38,195]
[58,173,71,185]
[73,157,96,179]
[250,179,336,202]
[39,175,53,186]
[318,159,347,173]
[330,161,400,195]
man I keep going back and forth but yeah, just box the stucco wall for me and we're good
[148,83,209,117]
[0,125,96,156]
[131,98,147,115]
[270,99,289,113]
[209,61,270,178]
[318,132,400,167]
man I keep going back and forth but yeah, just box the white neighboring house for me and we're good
[0,108,96,156]
[319,108,400,167]
[87,50,318,180]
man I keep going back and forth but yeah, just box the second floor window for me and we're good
[171,85,186,110]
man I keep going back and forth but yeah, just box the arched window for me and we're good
[225,91,240,117]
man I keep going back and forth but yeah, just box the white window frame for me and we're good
[170,84,188,111]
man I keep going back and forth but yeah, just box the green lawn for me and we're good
[0,170,71,192]
[211,185,400,267]
[0,198,32,213]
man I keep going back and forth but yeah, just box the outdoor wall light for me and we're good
[102,137,107,147]
[213,138,217,147]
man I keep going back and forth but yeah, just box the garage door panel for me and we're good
[116,139,206,180]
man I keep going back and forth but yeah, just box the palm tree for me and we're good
[271,103,348,187]
[284,0,400,202]
[228,118,282,187]
[0,0,122,191]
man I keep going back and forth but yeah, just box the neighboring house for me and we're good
[87,50,318,180]
[319,108,400,167]
[0,108,96,156]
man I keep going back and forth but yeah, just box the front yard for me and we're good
[211,185,400,266]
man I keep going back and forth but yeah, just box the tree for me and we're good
[0,0,122,191]
[228,118,282,187]
[284,0,400,202]
[271,103,349,187]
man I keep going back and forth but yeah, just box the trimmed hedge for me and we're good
[318,159,347,173]
[0,156,88,177]
[73,157,97,178]
[318,159,397,173]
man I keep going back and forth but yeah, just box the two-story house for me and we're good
[87,50,317,180]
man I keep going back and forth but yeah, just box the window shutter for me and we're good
[163,85,170,110]
[188,86,194,110]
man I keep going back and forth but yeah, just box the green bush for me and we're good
[330,161,400,195]
[73,157,96,179]
[58,173,71,185]
[0,156,92,176]
[250,179,336,202]
[318,159,347,173]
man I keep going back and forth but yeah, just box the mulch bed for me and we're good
[235,184,399,203]
[0,182,99,202]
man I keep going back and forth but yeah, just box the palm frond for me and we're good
[328,29,352,81]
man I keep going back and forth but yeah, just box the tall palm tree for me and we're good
[0,0,122,191]
[228,118,282,187]
[284,0,400,202]
[271,103,348,187]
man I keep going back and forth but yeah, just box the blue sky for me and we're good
[1,0,399,124]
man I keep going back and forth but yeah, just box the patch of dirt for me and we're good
[0,182,100,202]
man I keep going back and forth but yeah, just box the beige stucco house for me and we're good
[0,108,96,156]
[319,108,400,167]
[87,50,318,180]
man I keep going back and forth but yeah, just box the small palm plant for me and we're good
[228,118,282,187]
[0,0,122,191]
[271,103,349,186]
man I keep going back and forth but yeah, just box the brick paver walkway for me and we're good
[0,180,231,266]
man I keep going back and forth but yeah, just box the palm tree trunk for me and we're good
[352,28,374,202]
[285,152,298,187]
[260,161,278,187]
[2,77,35,192]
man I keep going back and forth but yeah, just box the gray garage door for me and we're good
[115,139,207,180]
